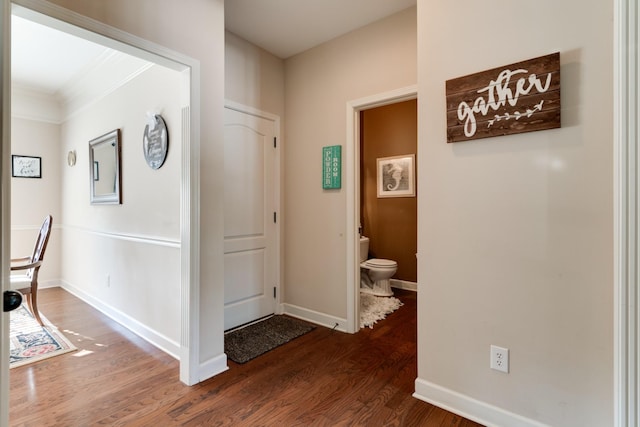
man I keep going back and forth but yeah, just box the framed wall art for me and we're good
[11,155,41,178]
[377,154,415,198]
[322,145,341,189]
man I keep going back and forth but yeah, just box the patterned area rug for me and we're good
[360,292,403,329]
[10,305,76,368]
[225,315,316,364]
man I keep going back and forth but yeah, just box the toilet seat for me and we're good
[363,258,397,268]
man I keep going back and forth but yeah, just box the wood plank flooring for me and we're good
[9,288,484,426]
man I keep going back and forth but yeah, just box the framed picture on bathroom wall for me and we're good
[376,154,415,198]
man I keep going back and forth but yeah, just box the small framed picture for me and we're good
[11,155,42,178]
[377,154,415,198]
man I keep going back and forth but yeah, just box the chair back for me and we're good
[28,215,52,278]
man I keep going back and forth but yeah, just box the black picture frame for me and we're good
[11,155,42,178]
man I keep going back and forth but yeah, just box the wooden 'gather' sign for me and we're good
[445,52,560,143]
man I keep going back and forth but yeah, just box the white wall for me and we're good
[415,1,613,426]
[283,6,416,320]
[59,64,182,353]
[10,117,61,285]
[48,0,226,375]
[225,31,284,118]
[60,65,181,238]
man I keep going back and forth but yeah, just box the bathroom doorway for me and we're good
[359,100,417,288]
[345,86,417,333]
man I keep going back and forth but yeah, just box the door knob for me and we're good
[3,290,22,312]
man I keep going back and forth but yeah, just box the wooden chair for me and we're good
[10,215,52,326]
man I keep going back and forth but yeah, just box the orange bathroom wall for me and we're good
[360,99,417,282]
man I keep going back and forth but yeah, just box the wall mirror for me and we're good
[89,129,122,204]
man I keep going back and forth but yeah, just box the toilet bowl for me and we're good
[359,236,397,297]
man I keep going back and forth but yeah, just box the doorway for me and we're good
[345,86,417,333]
[4,2,201,386]
[223,103,280,331]
[359,100,418,287]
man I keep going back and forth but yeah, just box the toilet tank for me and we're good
[359,236,369,263]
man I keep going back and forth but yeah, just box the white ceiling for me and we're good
[225,0,416,59]
[11,14,112,94]
[11,0,417,94]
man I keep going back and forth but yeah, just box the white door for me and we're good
[223,106,278,331]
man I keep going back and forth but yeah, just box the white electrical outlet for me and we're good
[106,274,111,288]
[490,345,509,373]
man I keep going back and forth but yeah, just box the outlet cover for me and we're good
[490,345,509,373]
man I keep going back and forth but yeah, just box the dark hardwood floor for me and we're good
[9,288,483,426]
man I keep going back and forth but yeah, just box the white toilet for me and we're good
[359,236,397,297]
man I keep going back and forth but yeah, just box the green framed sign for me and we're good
[322,145,341,189]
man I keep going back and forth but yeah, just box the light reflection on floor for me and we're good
[62,328,106,357]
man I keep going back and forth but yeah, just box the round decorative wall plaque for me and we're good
[143,114,169,169]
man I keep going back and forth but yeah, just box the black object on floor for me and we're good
[225,315,316,364]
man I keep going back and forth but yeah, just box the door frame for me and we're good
[613,0,639,425]
[3,0,202,387]
[1,0,11,424]
[345,85,417,333]
[223,100,282,327]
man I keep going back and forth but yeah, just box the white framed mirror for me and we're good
[89,129,121,204]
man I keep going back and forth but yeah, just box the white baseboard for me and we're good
[199,353,228,382]
[414,378,549,427]
[39,279,60,289]
[281,303,347,332]
[59,281,181,360]
[391,279,417,292]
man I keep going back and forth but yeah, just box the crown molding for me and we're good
[58,49,153,121]
[11,50,152,124]
[11,84,61,123]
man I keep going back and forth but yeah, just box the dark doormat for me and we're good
[225,315,316,364]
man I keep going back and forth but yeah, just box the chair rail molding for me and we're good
[61,224,180,249]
